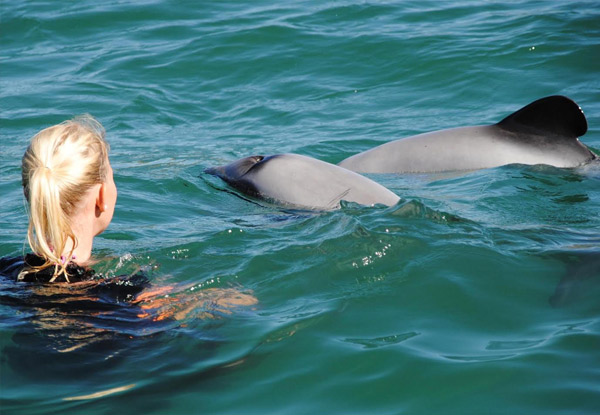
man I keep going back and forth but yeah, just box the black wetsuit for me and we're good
[1,254,96,283]
[0,254,151,303]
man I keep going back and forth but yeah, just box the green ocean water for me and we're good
[1,1,600,414]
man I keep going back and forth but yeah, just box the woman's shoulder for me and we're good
[0,256,26,279]
[0,254,96,283]
[1,253,152,303]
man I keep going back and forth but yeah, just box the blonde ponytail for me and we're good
[21,115,109,282]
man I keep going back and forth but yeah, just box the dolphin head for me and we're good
[205,155,274,197]
[206,155,264,178]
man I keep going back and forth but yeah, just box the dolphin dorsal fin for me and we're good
[497,95,588,139]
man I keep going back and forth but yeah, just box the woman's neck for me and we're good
[64,207,97,265]
[63,232,94,265]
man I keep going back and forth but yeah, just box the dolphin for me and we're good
[547,250,600,307]
[205,154,400,210]
[338,95,597,173]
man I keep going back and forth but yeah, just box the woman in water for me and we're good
[1,115,255,330]
[18,115,117,282]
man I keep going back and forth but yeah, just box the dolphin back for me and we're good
[206,154,400,210]
[338,95,596,173]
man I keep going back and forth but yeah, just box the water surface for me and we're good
[1,1,599,414]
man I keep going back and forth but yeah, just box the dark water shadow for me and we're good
[544,250,600,308]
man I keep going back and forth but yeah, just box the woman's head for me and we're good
[21,115,116,277]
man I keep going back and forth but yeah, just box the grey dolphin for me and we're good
[339,96,597,173]
[206,153,400,210]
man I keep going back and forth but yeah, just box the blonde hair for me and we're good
[21,115,110,281]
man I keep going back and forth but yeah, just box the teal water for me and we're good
[1,1,600,414]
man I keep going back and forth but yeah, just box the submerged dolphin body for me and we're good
[339,96,597,173]
[206,154,400,210]
[549,251,600,307]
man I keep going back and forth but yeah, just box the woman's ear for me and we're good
[96,183,106,213]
